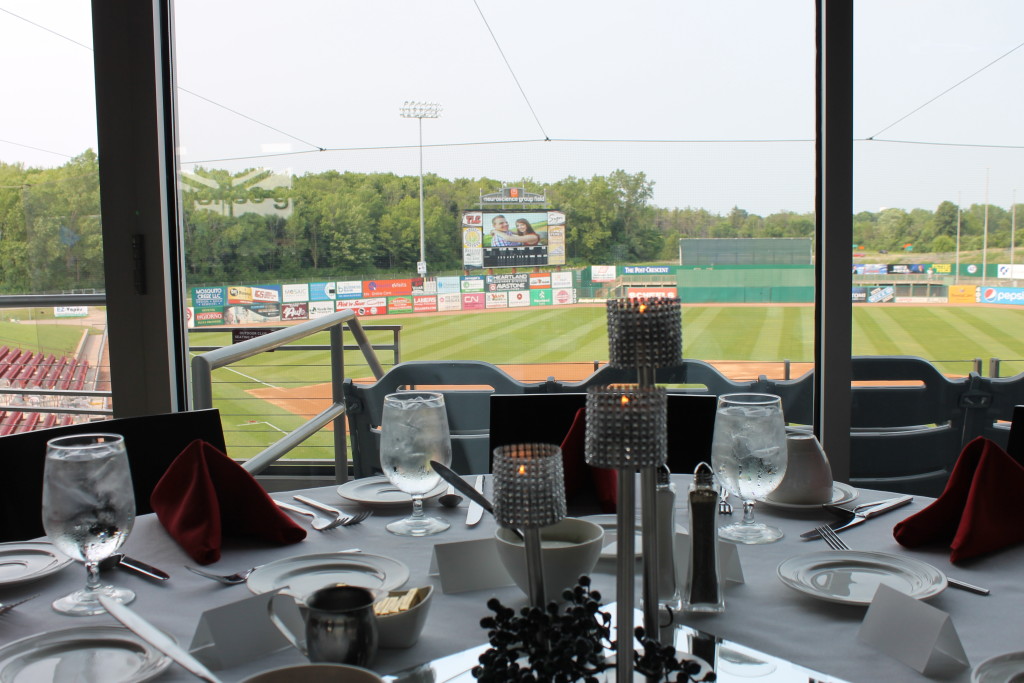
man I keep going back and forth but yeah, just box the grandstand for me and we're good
[0,344,93,434]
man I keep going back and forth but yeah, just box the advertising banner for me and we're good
[486,292,508,308]
[225,302,280,323]
[251,286,281,303]
[413,295,438,313]
[978,287,1024,305]
[309,282,337,301]
[461,276,486,293]
[552,288,575,305]
[191,286,225,307]
[852,287,867,302]
[281,283,309,303]
[623,266,670,275]
[54,306,88,318]
[626,287,678,299]
[486,273,529,292]
[867,286,895,303]
[337,281,363,300]
[364,279,412,297]
[438,293,463,311]
[931,263,954,275]
[308,301,336,318]
[508,291,530,308]
[530,290,552,306]
[462,225,483,268]
[227,286,253,304]
[948,285,977,304]
[281,302,309,321]
[437,276,461,294]
[193,306,225,326]
[462,293,486,310]
[852,264,888,275]
[551,271,573,289]
[591,265,617,282]
[467,210,565,269]
[387,296,414,314]
[889,264,926,274]
[528,274,551,289]
[998,264,1024,279]
[338,297,387,316]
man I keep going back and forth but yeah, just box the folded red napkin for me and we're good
[561,408,618,514]
[893,437,1024,563]
[150,439,306,564]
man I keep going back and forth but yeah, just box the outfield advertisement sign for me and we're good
[338,298,387,316]
[337,281,362,299]
[192,306,224,326]
[978,287,1024,305]
[281,283,309,302]
[462,209,566,269]
[486,292,508,308]
[308,301,336,318]
[529,274,551,289]
[852,288,867,302]
[281,303,309,321]
[591,265,616,282]
[387,296,414,313]
[438,293,462,311]
[436,277,461,294]
[998,264,1024,279]
[462,293,485,310]
[486,273,529,292]
[626,287,678,299]
[54,306,88,318]
[364,279,412,297]
[508,291,531,308]
[225,302,280,323]
[553,288,575,305]
[530,290,552,306]
[309,282,337,301]
[867,286,895,303]
[413,296,438,313]
[551,272,573,289]
[461,276,485,293]
[191,287,225,307]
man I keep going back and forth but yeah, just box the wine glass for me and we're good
[710,394,788,544]
[380,391,452,536]
[42,433,136,616]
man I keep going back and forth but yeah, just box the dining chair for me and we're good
[0,408,225,542]
[343,361,551,478]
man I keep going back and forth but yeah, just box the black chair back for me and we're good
[0,409,225,542]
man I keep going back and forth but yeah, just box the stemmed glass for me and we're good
[380,391,452,536]
[42,433,136,615]
[710,393,788,544]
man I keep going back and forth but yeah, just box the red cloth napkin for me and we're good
[560,408,618,513]
[893,437,1024,563]
[150,439,306,564]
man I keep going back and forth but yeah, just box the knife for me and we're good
[800,495,913,539]
[100,553,171,581]
[98,595,223,683]
[431,463,523,539]
[466,475,485,526]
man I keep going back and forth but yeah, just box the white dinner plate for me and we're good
[0,626,172,682]
[579,514,687,560]
[0,541,74,586]
[762,482,859,510]
[247,551,410,596]
[336,476,446,509]
[777,550,946,606]
[972,651,1024,682]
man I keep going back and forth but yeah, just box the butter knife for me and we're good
[98,595,223,683]
[800,495,913,539]
[100,553,170,581]
[466,475,485,526]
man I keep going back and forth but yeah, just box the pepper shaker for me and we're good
[681,462,725,613]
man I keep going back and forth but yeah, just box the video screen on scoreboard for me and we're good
[461,210,566,269]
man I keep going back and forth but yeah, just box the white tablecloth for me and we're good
[0,477,1018,683]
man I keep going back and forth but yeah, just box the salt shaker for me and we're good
[656,465,678,602]
[681,462,724,613]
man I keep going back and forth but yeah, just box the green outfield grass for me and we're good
[187,304,1024,460]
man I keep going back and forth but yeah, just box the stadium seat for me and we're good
[343,361,552,478]
[0,408,225,542]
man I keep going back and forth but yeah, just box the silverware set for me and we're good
[813,523,990,596]
[274,497,371,531]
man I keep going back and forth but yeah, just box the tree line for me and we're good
[0,150,1019,293]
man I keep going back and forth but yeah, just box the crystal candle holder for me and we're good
[605,297,682,371]
[493,443,567,607]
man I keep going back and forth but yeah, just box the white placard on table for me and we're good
[189,591,296,670]
[673,531,745,587]
[430,537,516,594]
[858,583,968,676]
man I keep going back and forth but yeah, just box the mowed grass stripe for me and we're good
[942,307,1024,360]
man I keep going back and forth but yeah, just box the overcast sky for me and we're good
[3,1,1023,215]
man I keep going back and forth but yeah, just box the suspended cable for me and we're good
[865,137,1024,150]
[471,0,550,141]
[0,137,73,159]
[0,6,92,50]
[868,40,1024,140]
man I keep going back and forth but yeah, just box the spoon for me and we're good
[438,483,463,508]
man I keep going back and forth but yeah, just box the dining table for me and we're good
[0,474,1020,683]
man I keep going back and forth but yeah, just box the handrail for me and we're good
[191,309,385,481]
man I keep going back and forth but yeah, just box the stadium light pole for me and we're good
[400,101,442,277]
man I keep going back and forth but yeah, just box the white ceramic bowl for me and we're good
[376,585,434,649]
[241,663,383,683]
[495,517,604,599]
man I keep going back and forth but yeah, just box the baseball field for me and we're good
[182,303,1024,460]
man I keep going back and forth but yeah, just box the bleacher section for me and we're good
[0,348,91,434]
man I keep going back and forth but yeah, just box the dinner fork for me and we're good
[718,486,733,515]
[185,565,255,585]
[275,500,346,530]
[292,495,372,526]
[813,525,990,596]
[0,594,38,615]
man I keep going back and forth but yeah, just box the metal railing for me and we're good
[190,309,386,481]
